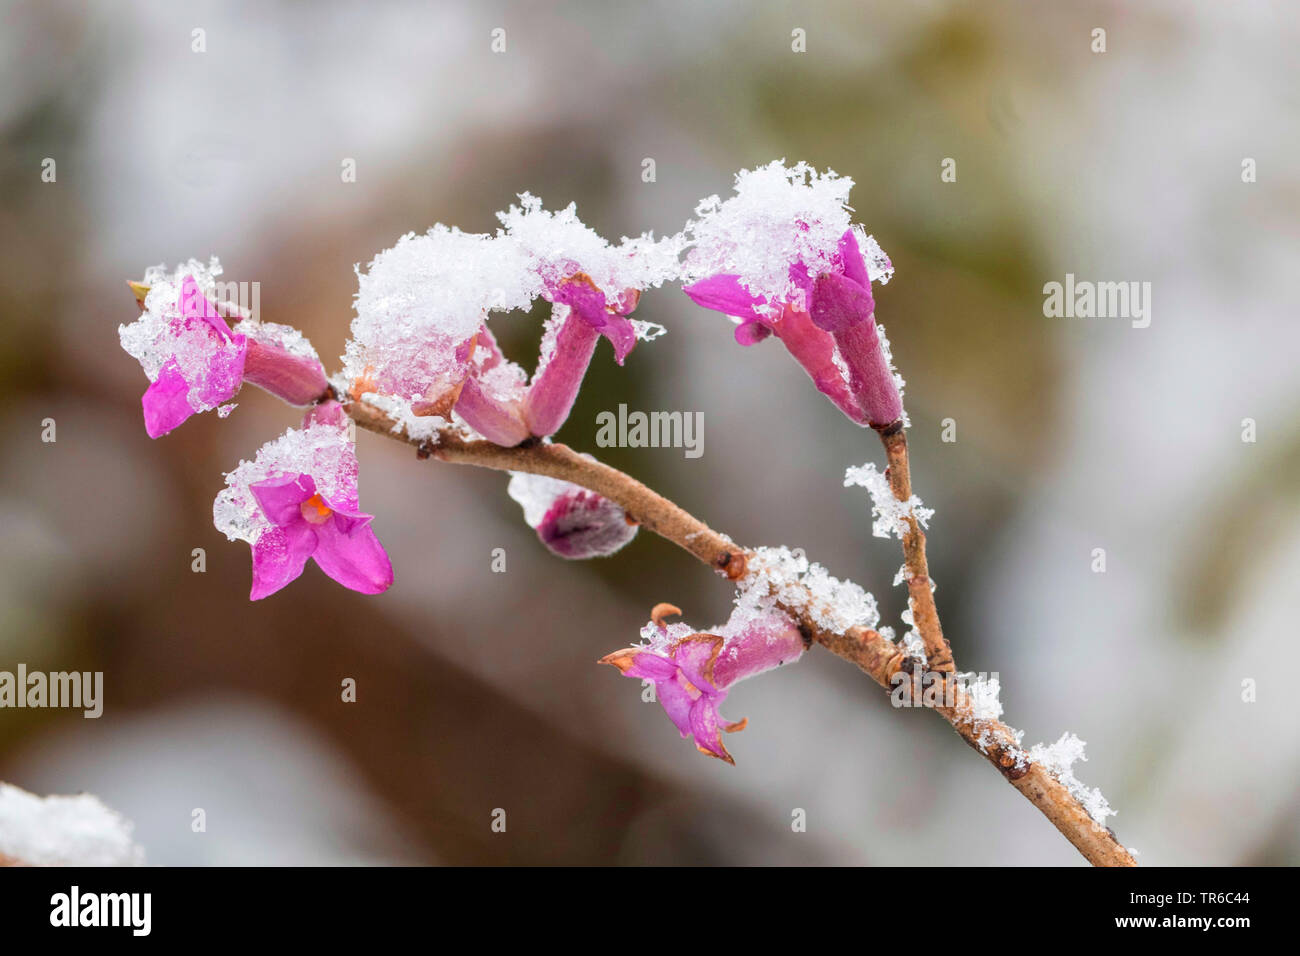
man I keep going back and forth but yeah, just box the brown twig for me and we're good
[876,422,954,672]
[348,399,1136,867]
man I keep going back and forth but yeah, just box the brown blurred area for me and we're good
[1,0,1298,864]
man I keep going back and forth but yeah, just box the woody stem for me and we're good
[346,398,1135,867]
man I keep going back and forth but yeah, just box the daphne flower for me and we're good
[213,420,393,600]
[601,603,806,763]
[344,226,532,421]
[506,470,637,559]
[120,259,329,437]
[452,196,681,443]
[682,161,903,428]
[120,263,248,437]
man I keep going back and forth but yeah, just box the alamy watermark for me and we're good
[0,664,102,718]
[595,404,703,458]
[1043,274,1151,328]
[890,669,999,710]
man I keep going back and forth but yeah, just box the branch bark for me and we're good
[348,399,1137,867]
[877,423,954,672]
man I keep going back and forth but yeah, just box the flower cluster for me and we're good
[118,164,898,683]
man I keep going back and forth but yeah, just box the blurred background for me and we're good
[1,0,1297,865]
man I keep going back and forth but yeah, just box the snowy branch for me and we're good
[347,399,1137,867]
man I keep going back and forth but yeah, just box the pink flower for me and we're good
[682,162,902,428]
[451,275,651,444]
[126,275,248,438]
[246,472,392,600]
[214,420,392,601]
[121,263,329,437]
[343,204,678,446]
[601,604,806,763]
[685,229,901,428]
[452,197,678,444]
[507,470,638,559]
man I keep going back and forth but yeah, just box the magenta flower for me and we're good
[344,203,678,447]
[452,196,679,444]
[683,162,902,428]
[246,472,392,600]
[120,273,247,437]
[214,420,392,601]
[120,261,329,437]
[601,604,806,763]
[507,469,638,559]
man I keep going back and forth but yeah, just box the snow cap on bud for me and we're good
[601,602,805,764]
[682,161,903,428]
[506,470,637,559]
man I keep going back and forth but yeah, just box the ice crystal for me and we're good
[1028,732,1116,826]
[844,462,933,539]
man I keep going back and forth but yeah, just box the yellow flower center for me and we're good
[299,493,333,525]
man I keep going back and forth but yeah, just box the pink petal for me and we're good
[833,320,902,428]
[655,677,700,741]
[302,400,349,428]
[688,696,730,761]
[683,275,766,317]
[250,473,316,526]
[552,276,637,365]
[141,360,197,438]
[311,517,394,595]
[809,270,875,332]
[837,228,871,288]
[770,306,869,425]
[455,377,531,446]
[250,522,317,600]
[522,311,600,437]
[179,275,232,340]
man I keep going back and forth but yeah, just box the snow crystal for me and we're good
[1028,732,1116,826]
[345,226,534,403]
[900,626,927,663]
[496,193,684,296]
[506,471,581,528]
[682,161,893,313]
[0,783,145,866]
[737,545,879,634]
[213,423,357,545]
[358,391,451,443]
[631,319,667,342]
[118,256,243,410]
[844,462,933,539]
[234,317,321,362]
[963,672,1004,721]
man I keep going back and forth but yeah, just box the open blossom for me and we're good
[506,470,637,559]
[344,200,680,447]
[213,417,392,600]
[601,604,806,763]
[119,258,329,437]
[120,262,248,437]
[682,161,903,428]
